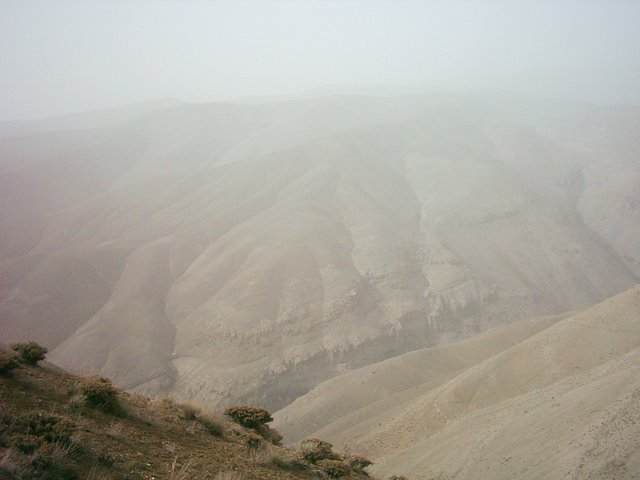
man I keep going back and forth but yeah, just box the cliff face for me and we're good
[1,93,638,410]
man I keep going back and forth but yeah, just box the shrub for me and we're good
[224,405,273,429]
[245,432,264,450]
[11,342,47,365]
[389,476,409,480]
[317,459,350,478]
[13,412,75,444]
[80,376,118,410]
[0,351,19,375]
[300,438,335,463]
[345,454,373,472]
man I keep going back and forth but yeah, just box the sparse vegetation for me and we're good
[106,421,125,438]
[0,448,28,477]
[256,424,283,445]
[317,459,350,478]
[176,401,200,420]
[0,412,79,479]
[300,438,336,463]
[247,445,273,466]
[12,412,75,445]
[0,351,19,375]
[66,392,85,413]
[214,472,244,480]
[80,376,120,411]
[169,456,192,480]
[10,341,47,365]
[0,351,370,480]
[388,476,410,480]
[344,454,373,472]
[196,411,225,437]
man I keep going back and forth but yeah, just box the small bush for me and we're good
[317,459,350,478]
[224,405,273,428]
[345,454,373,472]
[13,412,75,444]
[196,412,224,437]
[300,438,335,463]
[11,341,47,365]
[388,476,409,480]
[0,351,19,375]
[244,432,264,450]
[80,376,118,410]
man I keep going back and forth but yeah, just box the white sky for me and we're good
[1,0,639,119]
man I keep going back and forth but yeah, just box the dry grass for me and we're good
[44,439,78,463]
[214,472,245,480]
[66,392,85,413]
[0,448,28,477]
[170,456,192,480]
[0,357,349,480]
[106,420,125,438]
[85,465,112,480]
[196,411,225,437]
[175,401,201,420]
[247,445,274,466]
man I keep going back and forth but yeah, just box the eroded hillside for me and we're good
[1,93,639,411]
[274,285,640,480]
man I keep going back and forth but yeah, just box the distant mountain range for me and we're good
[1,91,639,418]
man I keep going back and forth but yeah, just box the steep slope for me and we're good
[0,349,371,480]
[272,314,563,443]
[282,286,640,480]
[1,93,639,411]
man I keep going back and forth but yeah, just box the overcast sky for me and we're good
[1,0,639,119]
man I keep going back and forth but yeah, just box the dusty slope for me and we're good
[283,286,640,480]
[1,93,639,410]
[272,314,563,443]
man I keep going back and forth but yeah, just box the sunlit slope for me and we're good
[272,314,563,443]
[0,93,638,410]
[292,285,640,480]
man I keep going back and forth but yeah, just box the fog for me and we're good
[1,0,640,119]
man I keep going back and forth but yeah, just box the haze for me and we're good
[2,0,640,120]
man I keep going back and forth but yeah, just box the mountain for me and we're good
[274,285,640,480]
[1,92,639,412]
[0,98,184,138]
